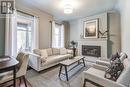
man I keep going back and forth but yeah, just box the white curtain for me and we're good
[52,21,56,48]
[61,24,65,48]
[32,17,39,50]
[51,21,65,48]
[5,11,17,57]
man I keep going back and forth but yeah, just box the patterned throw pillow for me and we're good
[110,52,120,61]
[105,53,124,81]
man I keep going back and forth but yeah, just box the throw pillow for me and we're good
[105,56,124,81]
[52,48,60,55]
[40,49,48,58]
[110,52,120,61]
[60,48,67,55]
[46,48,52,56]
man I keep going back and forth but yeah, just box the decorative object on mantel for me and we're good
[70,41,78,57]
[83,19,98,38]
[80,33,84,39]
[98,30,108,38]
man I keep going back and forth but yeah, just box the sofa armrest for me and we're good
[28,52,41,58]
[67,49,73,54]
[28,53,42,71]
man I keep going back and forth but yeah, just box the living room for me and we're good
[0,0,130,87]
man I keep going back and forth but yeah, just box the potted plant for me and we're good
[70,41,77,57]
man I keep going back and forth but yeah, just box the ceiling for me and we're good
[16,0,118,21]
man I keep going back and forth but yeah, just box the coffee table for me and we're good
[59,56,85,81]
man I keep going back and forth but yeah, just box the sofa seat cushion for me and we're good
[41,54,71,66]
[84,67,105,79]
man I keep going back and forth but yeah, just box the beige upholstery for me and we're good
[116,59,130,87]
[52,48,60,55]
[40,49,48,58]
[60,48,67,55]
[29,48,73,71]
[46,48,53,56]
[0,52,29,84]
[83,58,130,87]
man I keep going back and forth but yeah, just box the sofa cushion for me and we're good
[67,49,73,54]
[105,56,124,81]
[46,48,52,56]
[60,48,67,55]
[52,48,60,55]
[41,49,48,58]
[84,67,106,86]
[41,54,71,66]
[33,49,41,56]
[110,52,120,61]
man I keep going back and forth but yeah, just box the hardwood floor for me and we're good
[0,78,32,87]
[16,78,32,87]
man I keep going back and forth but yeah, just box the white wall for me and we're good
[69,12,108,41]
[16,3,53,49]
[69,20,80,41]
[118,0,130,57]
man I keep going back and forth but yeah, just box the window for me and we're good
[52,23,65,48]
[17,23,32,52]
[17,12,34,52]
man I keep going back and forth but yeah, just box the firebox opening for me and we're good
[82,45,101,57]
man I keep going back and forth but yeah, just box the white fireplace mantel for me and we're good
[78,38,108,58]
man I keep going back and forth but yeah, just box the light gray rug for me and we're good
[26,62,92,87]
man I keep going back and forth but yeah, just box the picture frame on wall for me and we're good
[83,19,98,38]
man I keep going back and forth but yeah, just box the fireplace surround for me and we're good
[82,45,101,57]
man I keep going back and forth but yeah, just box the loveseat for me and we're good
[83,52,130,87]
[29,48,73,71]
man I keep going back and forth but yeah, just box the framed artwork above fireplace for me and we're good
[83,19,98,38]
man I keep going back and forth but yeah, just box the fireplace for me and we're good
[82,45,101,57]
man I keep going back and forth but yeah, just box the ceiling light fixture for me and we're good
[64,4,73,14]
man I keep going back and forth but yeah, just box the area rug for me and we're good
[26,63,92,87]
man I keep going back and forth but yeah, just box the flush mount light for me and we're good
[64,4,73,14]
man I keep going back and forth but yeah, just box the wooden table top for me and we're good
[60,56,85,66]
[0,56,19,70]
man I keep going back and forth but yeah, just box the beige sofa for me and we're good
[29,48,73,71]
